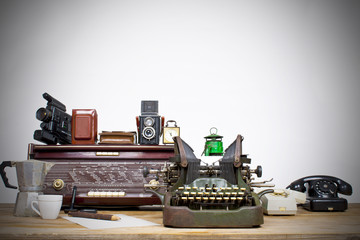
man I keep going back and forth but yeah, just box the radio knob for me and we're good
[53,179,65,190]
[143,166,150,177]
[148,179,160,190]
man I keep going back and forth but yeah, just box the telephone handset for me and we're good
[286,175,352,211]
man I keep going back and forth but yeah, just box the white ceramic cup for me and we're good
[31,195,63,219]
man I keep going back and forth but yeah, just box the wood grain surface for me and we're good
[0,203,359,240]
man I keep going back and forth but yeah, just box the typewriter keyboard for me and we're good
[171,184,253,210]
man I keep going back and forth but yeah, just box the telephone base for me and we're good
[304,198,348,212]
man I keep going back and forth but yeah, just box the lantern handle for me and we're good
[210,127,218,135]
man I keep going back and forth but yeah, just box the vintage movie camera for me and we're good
[33,93,72,144]
[136,100,164,145]
[144,135,272,228]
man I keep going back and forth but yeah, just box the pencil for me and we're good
[68,212,120,221]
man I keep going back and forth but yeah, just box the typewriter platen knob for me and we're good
[255,166,262,177]
[250,166,262,178]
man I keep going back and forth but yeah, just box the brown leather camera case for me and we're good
[72,109,98,144]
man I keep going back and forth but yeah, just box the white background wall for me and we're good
[0,0,359,203]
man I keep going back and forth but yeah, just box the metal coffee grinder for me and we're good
[0,160,54,216]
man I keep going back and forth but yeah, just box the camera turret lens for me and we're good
[36,108,52,122]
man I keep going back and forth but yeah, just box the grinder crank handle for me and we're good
[0,161,17,189]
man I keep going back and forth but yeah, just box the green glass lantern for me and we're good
[203,127,224,156]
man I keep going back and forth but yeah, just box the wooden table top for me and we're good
[0,203,359,240]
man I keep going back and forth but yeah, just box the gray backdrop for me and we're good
[0,0,359,203]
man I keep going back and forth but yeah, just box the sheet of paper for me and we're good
[62,214,159,230]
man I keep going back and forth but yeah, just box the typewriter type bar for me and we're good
[28,143,174,207]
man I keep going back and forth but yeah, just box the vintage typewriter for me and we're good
[144,135,271,227]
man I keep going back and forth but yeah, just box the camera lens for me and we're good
[142,127,155,140]
[36,108,52,122]
[144,117,155,127]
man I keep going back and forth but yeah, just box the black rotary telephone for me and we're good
[286,175,352,211]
